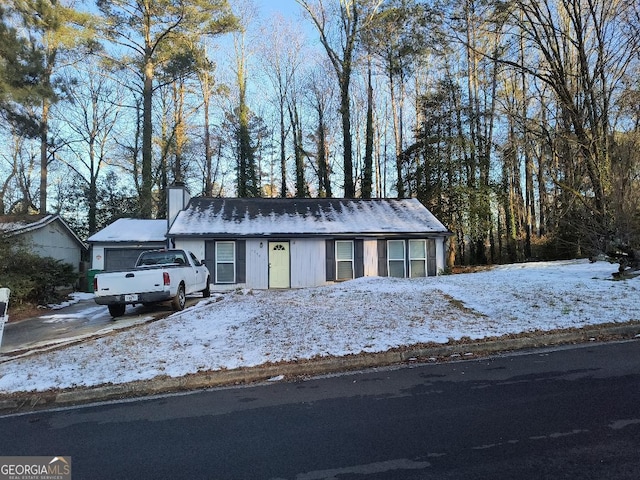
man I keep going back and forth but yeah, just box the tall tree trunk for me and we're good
[157,97,170,220]
[388,62,405,199]
[141,53,154,218]
[518,15,535,258]
[316,106,332,198]
[88,117,97,235]
[202,71,214,197]
[235,28,258,198]
[288,99,307,197]
[340,73,354,198]
[362,62,374,199]
[465,0,481,264]
[173,80,186,184]
[39,97,49,213]
[297,0,361,198]
[279,96,288,198]
[39,48,55,214]
[504,121,518,263]
[238,80,249,196]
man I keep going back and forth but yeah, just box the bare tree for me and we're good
[257,14,305,198]
[306,64,336,198]
[501,0,639,253]
[0,134,38,214]
[297,0,382,198]
[55,63,122,235]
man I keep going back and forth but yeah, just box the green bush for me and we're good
[0,237,76,306]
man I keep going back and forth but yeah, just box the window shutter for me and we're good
[204,241,215,279]
[354,240,364,278]
[377,239,387,276]
[325,240,335,281]
[236,240,246,283]
[427,239,437,276]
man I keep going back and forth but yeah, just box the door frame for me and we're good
[268,241,290,288]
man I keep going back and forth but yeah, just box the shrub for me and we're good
[0,236,76,306]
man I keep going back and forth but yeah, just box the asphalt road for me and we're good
[1,340,639,479]
[0,296,202,355]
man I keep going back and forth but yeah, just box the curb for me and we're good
[1,322,639,414]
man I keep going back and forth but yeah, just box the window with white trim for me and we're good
[387,240,406,278]
[335,240,354,280]
[409,239,427,277]
[215,241,235,283]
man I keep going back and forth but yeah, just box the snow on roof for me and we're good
[87,218,168,243]
[0,214,56,235]
[0,214,86,248]
[168,198,450,237]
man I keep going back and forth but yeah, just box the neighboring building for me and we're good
[87,218,168,271]
[0,214,86,271]
[166,188,452,290]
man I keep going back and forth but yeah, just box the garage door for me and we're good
[104,248,150,271]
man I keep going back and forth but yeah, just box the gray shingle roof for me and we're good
[168,198,450,238]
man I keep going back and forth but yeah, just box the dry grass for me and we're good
[6,304,52,323]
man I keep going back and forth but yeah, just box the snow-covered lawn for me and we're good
[0,260,638,394]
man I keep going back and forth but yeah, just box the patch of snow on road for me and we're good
[47,292,97,310]
[41,306,106,323]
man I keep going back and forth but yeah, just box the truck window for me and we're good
[138,251,187,266]
[189,252,201,266]
[171,252,188,265]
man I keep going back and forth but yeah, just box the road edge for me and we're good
[1,322,639,414]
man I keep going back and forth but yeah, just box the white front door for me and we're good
[269,242,290,288]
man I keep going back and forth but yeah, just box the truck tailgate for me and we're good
[95,269,166,296]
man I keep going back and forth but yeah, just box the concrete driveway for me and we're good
[0,295,203,358]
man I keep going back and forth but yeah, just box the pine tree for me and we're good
[97,0,237,217]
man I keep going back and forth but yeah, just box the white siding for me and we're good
[363,240,378,277]
[435,237,445,274]
[165,235,449,289]
[174,239,205,262]
[168,185,191,227]
[92,245,106,270]
[246,239,268,289]
[290,239,326,288]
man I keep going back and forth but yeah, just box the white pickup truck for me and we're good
[93,249,211,318]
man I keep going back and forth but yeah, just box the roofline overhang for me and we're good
[167,231,453,239]
[2,214,88,250]
[87,239,167,244]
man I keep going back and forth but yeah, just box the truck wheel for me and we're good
[108,304,126,318]
[172,283,186,311]
[202,277,211,298]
